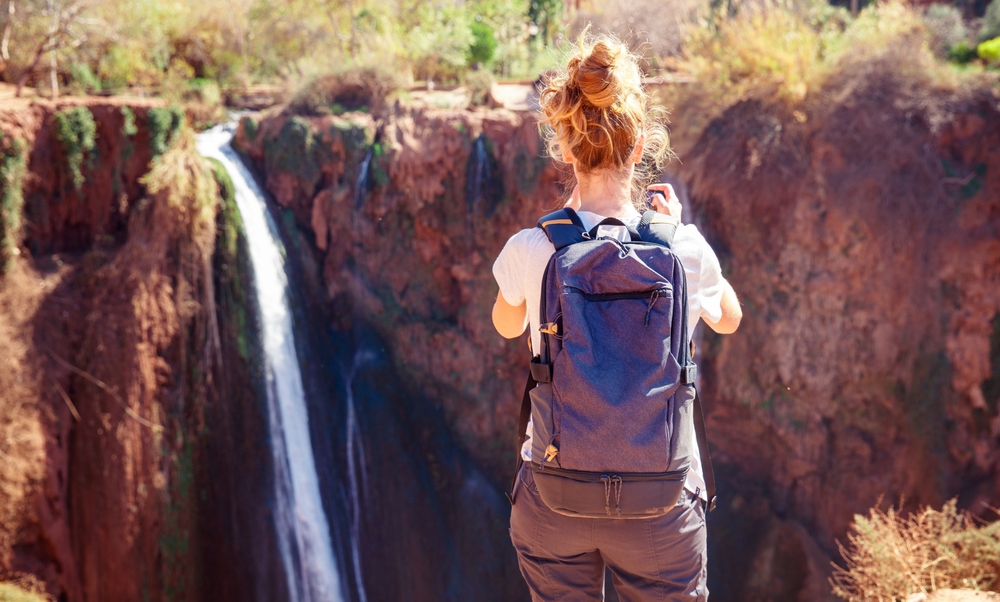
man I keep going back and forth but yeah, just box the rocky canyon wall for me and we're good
[235,70,1000,599]
[671,66,1000,598]
[0,99,284,601]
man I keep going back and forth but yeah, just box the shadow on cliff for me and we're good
[8,108,288,601]
[266,156,528,602]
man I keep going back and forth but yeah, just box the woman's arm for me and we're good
[703,280,742,334]
[647,183,742,335]
[492,291,528,339]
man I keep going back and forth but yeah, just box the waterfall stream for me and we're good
[197,124,345,602]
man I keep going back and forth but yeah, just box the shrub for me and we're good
[289,65,401,117]
[121,107,138,138]
[675,0,949,112]
[147,106,185,157]
[464,69,496,107]
[182,79,226,130]
[979,0,1000,43]
[830,499,1000,600]
[923,4,969,59]
[0,132,28,272]
[53,106,98,192]
[979,37,1000,65]
[948,41,979,64]
[68,62,102,94]
[0,582,48,602]
[468,20,498,67]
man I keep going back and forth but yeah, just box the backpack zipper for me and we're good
[530,462,687,483]
[568,287,671,303]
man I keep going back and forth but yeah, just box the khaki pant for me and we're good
[510,464,708,601]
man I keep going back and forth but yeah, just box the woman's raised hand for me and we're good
[647,183,682,221]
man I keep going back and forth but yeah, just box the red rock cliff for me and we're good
[235,73,1000,597]
[0,99,284,602]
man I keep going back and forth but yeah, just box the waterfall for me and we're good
[197,124,345,602]
[343,350,376,602]
[354,149,373,209]
[465,134,492,234]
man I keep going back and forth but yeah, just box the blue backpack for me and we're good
[511,207,716,518]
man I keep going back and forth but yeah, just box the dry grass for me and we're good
[830,499,1000,601]
[671,0,981,114]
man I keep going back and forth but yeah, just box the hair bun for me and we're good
[575,41,630,110]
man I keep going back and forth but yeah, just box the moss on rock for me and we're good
[53,106,98,192]
[0,132,27,272]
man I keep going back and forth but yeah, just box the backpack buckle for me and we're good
[539,322,559,335]
[529,360,552,383]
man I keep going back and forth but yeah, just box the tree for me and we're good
[0,0,13,77]
[11,0,89,97]
[528,0,562,48]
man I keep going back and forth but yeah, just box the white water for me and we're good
[197,125,344,602]
[343,350,375,602]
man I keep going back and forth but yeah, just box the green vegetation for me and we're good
[0,132,27,273]
[831,499,1000,600]
[121,107,138,138]
[1,0,554,100]
[160,440,195,601]
[266,117,321,184]
[208,156,251,360]
[242,117,259,143]
[289,64,400,116]
[464,70,497,107]
[980,37,1000,64]
[53,106,98,192]
[148,107,185,159]
[980,0,1000,43]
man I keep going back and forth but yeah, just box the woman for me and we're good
[491,33,742,601]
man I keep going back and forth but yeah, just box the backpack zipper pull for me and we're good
[613,476,623,517]
[544,444,559,463]
[644,290,661,326]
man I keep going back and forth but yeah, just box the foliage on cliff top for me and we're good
[672,0,993,116]
[52,106,98,192]
[830,499,1000,600]
[141,128,218,260]
[4,0,555,100]
[289,63,401,117]
[0,132,27,273]
[147,106,185,159]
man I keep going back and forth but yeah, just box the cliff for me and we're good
[0,99,284,601]
[2,67,997,600]
[672,65,1000,598]
[234,70,1000,597]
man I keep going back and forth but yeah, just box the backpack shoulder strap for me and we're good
[692,387,717,513]
[537,207,587,250]
[636,209,679,249]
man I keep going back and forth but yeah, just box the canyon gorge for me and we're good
[1,62,999,600]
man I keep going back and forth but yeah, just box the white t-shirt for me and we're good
[492,207,725,500]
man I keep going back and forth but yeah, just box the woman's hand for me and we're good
[647,183,682,221]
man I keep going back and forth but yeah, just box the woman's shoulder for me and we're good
[504,226,554,252]
[671,224,713,267]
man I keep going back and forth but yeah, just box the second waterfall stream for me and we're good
[197,124,345,602]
